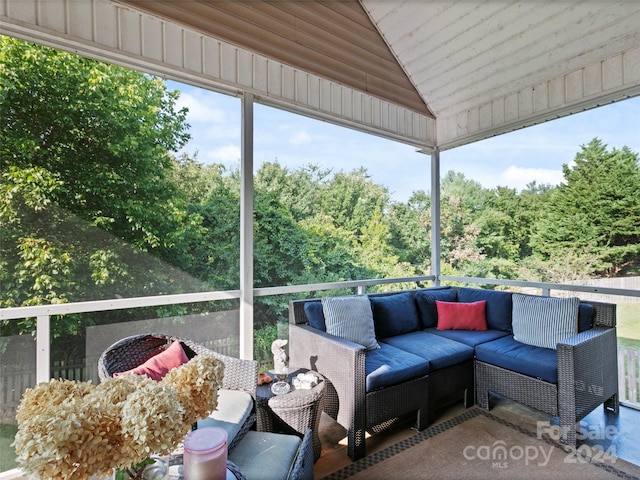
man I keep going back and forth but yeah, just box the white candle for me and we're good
[183,427,228,480]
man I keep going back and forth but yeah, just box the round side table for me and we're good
[256,368,325,461]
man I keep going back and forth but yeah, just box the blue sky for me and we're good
[169,80,640,203]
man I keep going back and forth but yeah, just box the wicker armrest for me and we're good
[289,324,366,425]
[557,327,618,419]
[289,324,366,376]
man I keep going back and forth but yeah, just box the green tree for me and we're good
[172,161,239,289]
[318,168,390,235]
[254,161,330,221]
[386,190,431,273]
[0,36,196,334]
[466,182,553,279]
[530,138,640,276]
[439,171,488,274]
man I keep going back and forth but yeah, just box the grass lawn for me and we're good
[0,423,18,472]
[616,303,640,349]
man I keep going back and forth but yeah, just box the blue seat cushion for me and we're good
[475,335,558,383]
[371,292,420,338]
[458,288,512,332]
[424,327,510,347]
[228,431,301,480]
[415,288,458,328]
[380,331,474,372]
[365,342,429,392]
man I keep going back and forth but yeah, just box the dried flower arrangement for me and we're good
[13,354,224,480]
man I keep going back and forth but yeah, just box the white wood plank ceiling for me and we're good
[362,0,640,148]
[1,0,640,151]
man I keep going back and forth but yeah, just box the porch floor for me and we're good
[314,396,640,478]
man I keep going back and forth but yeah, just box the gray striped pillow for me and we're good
[322,295,380,350]
[512,294,580,350]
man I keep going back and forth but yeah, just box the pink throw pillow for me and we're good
[114,340,189,381]
[436,300,488,331]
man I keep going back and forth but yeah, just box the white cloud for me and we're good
[176,92,226,124]
[500,166,564,190]
[206,145,241,163]
[289,131,311,146]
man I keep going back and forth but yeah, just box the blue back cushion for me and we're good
[457,288,512,332]
[415,288,458,328]
[578,303,595,332]
[304,301,326,331]
[371,292,420,338]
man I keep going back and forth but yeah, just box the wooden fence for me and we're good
[619,346,640,406]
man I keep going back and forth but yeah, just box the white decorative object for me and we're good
[271,339,289,376]
[292,372,319,390]
[271,381,291,395]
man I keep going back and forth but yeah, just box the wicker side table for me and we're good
[256,368,325,461]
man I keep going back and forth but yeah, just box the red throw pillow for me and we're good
[436,300,488,331]
[114,340,189,381]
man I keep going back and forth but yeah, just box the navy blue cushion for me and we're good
[365,342,429,392]
[304,301,326,331]
[457,288,512,332]
[578,303,595,332]
[381,331,474,372]
[424,327,510,348]
[415,288,458,328]
[371,292,420,339]
[475,335,558,383]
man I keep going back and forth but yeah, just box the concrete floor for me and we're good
[313,397,640,479]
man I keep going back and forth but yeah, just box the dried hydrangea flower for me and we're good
[16,378,93,424]
[162,354,224,425]
[12,350,225,480]
[120,379,189,462]
[13,390,116,479]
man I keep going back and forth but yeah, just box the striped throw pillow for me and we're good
[322,295,380,350]
[512,294,580,350]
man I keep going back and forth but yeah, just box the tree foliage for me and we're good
[530,138,640,275]
[0,36,197,334]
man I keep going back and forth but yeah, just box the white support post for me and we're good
[240,93,254,360]
[36,314,50,384]
[431,149,441,286]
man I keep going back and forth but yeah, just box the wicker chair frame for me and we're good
[97,333,258,451]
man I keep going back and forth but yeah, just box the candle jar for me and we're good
[183,427,228,480]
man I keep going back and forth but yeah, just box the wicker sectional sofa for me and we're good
[288,287,619,460]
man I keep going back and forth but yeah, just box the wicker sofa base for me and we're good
[366,375,430,431]
[475,359,619,447]
[429,360,474,422]
[476,360,558,415]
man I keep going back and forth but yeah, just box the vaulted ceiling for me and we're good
[3,0,640,149]
[113,0,640,149]
[115,0,433,117]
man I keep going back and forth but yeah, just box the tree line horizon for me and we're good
[3,36,640,339]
